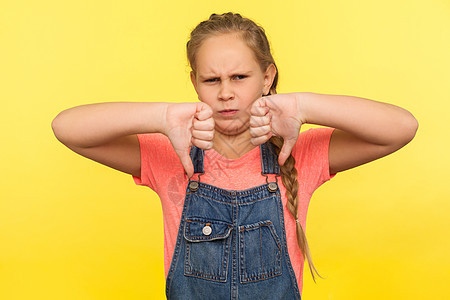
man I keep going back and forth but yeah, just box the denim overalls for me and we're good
[165,143,301,300]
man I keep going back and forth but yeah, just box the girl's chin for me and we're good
[215,123,250,137]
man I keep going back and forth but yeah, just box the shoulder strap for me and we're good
[189,146,205,174]
[260,142,280,175]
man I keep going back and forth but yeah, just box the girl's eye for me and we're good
[205,78,219,83]
[234,75,247,80]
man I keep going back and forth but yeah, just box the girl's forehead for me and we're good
[195,33,260,74]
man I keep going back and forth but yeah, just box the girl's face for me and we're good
[191,33,276,137]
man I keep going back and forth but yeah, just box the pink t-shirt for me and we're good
[133,127,336,295]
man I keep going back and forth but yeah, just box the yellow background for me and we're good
[1,0,449,299]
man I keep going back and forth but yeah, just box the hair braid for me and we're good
[269,136,324,283]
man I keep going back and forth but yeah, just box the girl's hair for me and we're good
[186,12,323,282]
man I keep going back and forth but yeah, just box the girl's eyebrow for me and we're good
[231,71,253,76]
[198,74,217,81]
[199,71,253,80]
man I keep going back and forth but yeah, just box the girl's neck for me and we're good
[212,130,257,160]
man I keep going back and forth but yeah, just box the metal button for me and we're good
[268,182,278,192]
[189,181,199,192]
[202,225,212,236]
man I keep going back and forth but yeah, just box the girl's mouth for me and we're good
[218,109,238,116]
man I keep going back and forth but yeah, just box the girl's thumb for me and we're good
[177,151,194,178]
[278,139,296,166]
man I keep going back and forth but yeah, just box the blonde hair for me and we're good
[186,12,323,282]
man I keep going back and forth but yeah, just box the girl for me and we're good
[52,12,418,300]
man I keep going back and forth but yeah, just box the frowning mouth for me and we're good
[218,109,238,116]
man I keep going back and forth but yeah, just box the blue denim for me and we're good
[166,143,301,299]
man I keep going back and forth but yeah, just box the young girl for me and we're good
[52,12,418,300]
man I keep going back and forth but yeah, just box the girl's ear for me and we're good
[190,71,199,93]
[263,64,277,95]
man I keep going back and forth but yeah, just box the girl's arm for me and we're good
[51,102,214,177]
[298,92,418,174]
[250,92,418,174]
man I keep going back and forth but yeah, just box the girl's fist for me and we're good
[250,93,304,166]
[163,102,214,177]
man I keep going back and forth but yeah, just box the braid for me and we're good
[269,136,324,283]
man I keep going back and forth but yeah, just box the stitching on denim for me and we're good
[185,224,232,240]
[187,193,278,205]
[189,146,204,174]
[267,223,282,250]
[241,267,281,281]
[191,182,271,197]
[239,221,282,283]
[261,142,268,174]
[184,272,227,282]
[275,191,301,299]
[184,239,229,282]
[232,194,238,295]
[238,221,273,231]
[183,218,232,282]
[242,271,283,283]
[260,227,263,272]
[185,219,230,225]
[221,227,230,282]
[184,240,229,282]
[166,187,192,298]
[261,142,280,175]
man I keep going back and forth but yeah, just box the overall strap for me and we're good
[189,143,280,175]
[189,146,205,174]
[260,142,280,175]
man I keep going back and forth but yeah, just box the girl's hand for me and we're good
[163,102,215,178]
[249,93,304,166]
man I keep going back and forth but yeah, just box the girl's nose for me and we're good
[218,81,234,101]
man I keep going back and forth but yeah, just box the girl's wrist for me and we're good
[159,102,171,136]
[294,92,309,125]
[138,102,171,135]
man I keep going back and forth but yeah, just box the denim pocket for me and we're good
[183,217,232,282]
[239,220,282,283]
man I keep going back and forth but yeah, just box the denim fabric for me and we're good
[259,142,280,175]
[166,143,301,300]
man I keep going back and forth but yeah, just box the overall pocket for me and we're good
[239,220,282,283]
[183,217,232,282]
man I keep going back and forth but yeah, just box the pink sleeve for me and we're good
[132,133,181,193]
[293,127,337,189]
